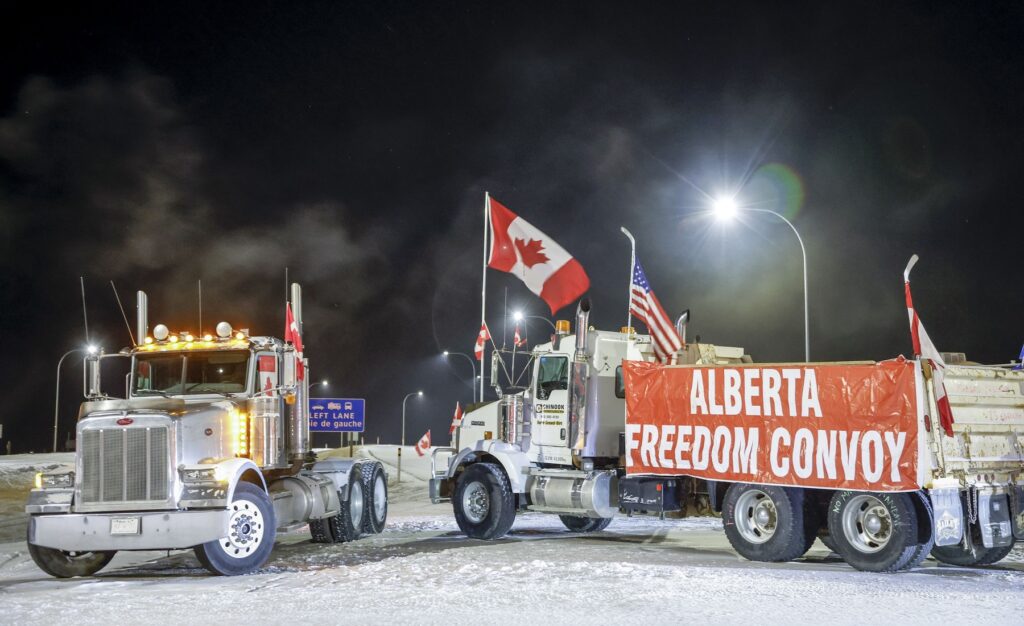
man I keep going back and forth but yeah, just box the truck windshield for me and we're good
[133,351,250,396]
[536,355,568,400]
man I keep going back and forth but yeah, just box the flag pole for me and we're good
[480,192,490,403]
[620,227,636,330]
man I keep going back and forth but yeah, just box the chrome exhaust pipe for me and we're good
[136,291,148,343]
[675,309,689,345]
[568,299,591,452]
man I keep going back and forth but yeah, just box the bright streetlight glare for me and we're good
[442,350,449,356]
[86,345,98,354]
[712,196,738,220]
[417,390,423,396]
[513,311,523,321]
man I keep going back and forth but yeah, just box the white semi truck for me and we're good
[27,285,388,577]
[431,300,1024,572]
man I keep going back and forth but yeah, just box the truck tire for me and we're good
[559,515,613,533]
[453,462,516,540]
[903,491,935,570]
[194,482,276,576]
[360,462,388,535]
[827,491,918,572]
[975,541,1015,566]
[26,526,115,578]
[931,524,1014,567]
[308,518,333,543]
[722,483,809,562]
[819,533,839,554]
[330,468,367,543]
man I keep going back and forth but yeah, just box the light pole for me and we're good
[713,197,810,362]
[397,390,423,482]
[54,346,97,453]
[513,311,557,332]
[309,379,329,393]
[442,351,477,403]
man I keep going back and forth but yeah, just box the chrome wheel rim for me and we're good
[349,480,364,524]
[373,473,387,520]
[735,489,778,544]
[219,496,265,559]
[462,481,490,524]
[841,494,892,554]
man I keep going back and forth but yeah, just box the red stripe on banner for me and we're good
[539,258,590,314]
[487,198,519,271]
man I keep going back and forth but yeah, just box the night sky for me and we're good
[2,2,1022,452]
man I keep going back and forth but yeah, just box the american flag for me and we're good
[630,258,683,364]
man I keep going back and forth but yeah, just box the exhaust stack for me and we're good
[568,299,591,453]
[286,282,309,462]
[675,309,690,345]
[136,291,148,343]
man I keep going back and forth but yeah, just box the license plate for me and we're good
[110,517,141,535]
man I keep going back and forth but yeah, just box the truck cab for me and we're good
[27,286,389,578]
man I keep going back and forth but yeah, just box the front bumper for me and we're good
[28,509,229,551]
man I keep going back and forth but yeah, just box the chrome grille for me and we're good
[80,426,170,503]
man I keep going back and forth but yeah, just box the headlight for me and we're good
[35,472,74,489]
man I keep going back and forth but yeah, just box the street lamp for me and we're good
[54,345,97,453]
[442,351,477,403]
[398,390,423,482]
[713,197,810,362]
[309,379,329,393]
[512,311,557,331]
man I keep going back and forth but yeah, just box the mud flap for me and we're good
[978,492,1013,548]
[1010,485,1024,540]
[929,486,964,546]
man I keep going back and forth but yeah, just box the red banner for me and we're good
[623,359,920,491]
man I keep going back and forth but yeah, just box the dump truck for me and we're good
[431,300,1024,572]
[27,285,388,577]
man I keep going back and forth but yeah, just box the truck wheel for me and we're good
[903,491,935,570]
[194,482,276,576]
[722,483,809,562]
[360,462,388,534]
[931,524,1014,567]
[330,468,367,542]
[559,515,613,533]
[26,526,115,578]
[453,462,516,540]
[828,491,918,572]
[819,533,839,554]
[975,541,1015,565]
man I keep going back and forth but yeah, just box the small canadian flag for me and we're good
[474,323,491,361]
[513,323,526,347]
[414,430,432,457]
[448,402,463,435]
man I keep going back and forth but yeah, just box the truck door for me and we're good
[532,354,570,448]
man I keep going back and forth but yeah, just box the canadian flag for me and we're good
[285,303,304,380]
[414,429,432,456]
[474,323,491,361]
[513,323,526,347]
[488,197,590,314]
[448,402,463,435]
[904,255,954,437]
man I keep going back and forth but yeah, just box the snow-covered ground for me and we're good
[1,448,1023,624]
